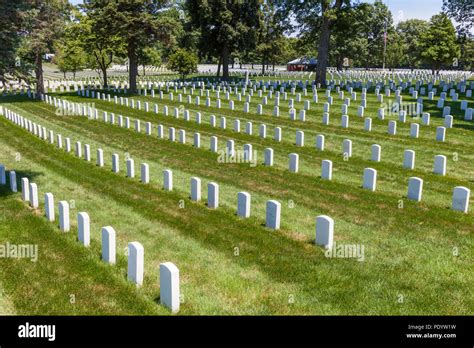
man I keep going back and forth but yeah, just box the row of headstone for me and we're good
[0,162,181,313]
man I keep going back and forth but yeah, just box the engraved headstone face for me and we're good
[59,201,70,232]
[315,215,334,249]
[237,192,251,218]
[321,160,332,180]
[452,187,470,213]
[128,242,144,286]
[289,153,299,173]
[363,168,377,191]
[266,200,281,230]
[159,262,180,313]
[433,155,447,176]
[403,150,415,170]
[78,212,90,247]
[407,177,423,202]
[207,182,219,209]
[102,226,116,264]
[163,170,173,191]
[371,144,381,162]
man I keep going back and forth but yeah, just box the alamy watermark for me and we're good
[217,149,258,167]
[325,242,365,262]
[382,101,421,118]
[0,242,38,262]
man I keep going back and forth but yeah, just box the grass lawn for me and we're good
[0,76,472,315]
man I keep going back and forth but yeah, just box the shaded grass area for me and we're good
[0,184,164,315]
[0,98,472,314]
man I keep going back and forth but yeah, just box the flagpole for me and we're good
[382,0,388,70]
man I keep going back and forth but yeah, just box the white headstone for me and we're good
[410,123,419,138]
[388,120,397,135]
[59,201,70,232]
[97,149,104,167]
[433,155,447,176]
[321,160,332,180]
[436,127,446,142]
[364,117,372,131]
[341,115,349,128]
[126,158,135,178]
[452,186,470,213]
[403,150,415,169]
[315,215,334,249]
[264,148,274,166]
[265,200,281,230]
[371,144,381,162]
[295,131,304,147]
[29,183,38,208]
[210,136,218,152]
[207,182,219,209]
[237,192,251,218]
[363,168,377,191]
[444,115,453,128]
[163,169,173,191]
[141,163,150,183]
[159,262,180,313]
[316,135,325,151]
[407,177,423,202]
[101,226,116,264]
[190,177,201,201]
[112,154,120,173]
[45,193,54,222]
[78,212,90,247]
[21,177,29,201]
[9,171,17,192]
[128,242,144,286]
[289,153,299,173]
[342,139,352,158]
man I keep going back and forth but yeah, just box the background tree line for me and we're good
[0,0,472,95]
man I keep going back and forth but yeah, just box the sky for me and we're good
[365,0,445,24]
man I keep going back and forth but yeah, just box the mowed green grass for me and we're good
[0,78,472,315]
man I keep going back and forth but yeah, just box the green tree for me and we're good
[187,0,262,80]
[330,3,371,69]
[396,19,429,68]
[443,0,473,35]
[385,31,406,69]
[53,31,87,79]
[23,0,70,97]
[0,0,31,84]
[167,49,198,81]
[113,0,175,93]
[78,2,125,87]
[362,0,393,68]
[138,47,162,76]
[283,0,353,86]
[420,13,460,73]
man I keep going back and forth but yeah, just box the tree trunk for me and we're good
[222,44,229,81]
[35,51,44,98]
[101,66,108,88]
[315,14,331,87]
[128,44,138,94]
[216,54,222,78]
[315,0,341,87]
[73,72,76,79]
[143,65,146,76]
[261,54,266,75]
[63,72,66,79]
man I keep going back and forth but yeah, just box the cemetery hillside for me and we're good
[0,0,473,322]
